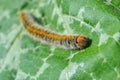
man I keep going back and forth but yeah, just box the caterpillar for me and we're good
[19,11,92,50]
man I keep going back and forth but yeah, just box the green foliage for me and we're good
[0,0,120,80]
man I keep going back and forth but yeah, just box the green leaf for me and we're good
[0,0,120,80]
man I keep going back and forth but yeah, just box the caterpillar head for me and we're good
[76,35,92,49]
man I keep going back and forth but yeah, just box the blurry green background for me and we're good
[0,0,120,80]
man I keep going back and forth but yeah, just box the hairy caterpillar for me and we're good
[19,11,92,50]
